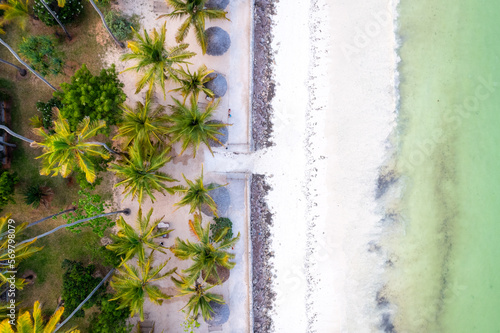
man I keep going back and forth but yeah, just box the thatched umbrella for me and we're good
[205,301,230,326]
[202,265,230,285]
[204,72,227,98]
[205,0,229,10]
[205,27,231,56]
[201,185,230,217]
[207,120,228,147]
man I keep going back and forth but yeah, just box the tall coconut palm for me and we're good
[0,37,57,91]
[0,57,27,76]
[171,166,226,216]
[114,92,170,149]
[158,0,228,54]
[107,207,172,264]
[170,64,214,102]
[166,96,228,157]
[171,273,224,321]
[110,143,177,204]
[121,23,195,98]
[171,213,239,285]
[0,214,43,291]
[110,253,176,321]
[0,301,79,332]
[0,0,30,31]
[34,110,118,183]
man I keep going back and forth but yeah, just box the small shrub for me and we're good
[23,185,53,208]
[89,294,132,333]
[36,97,62,129]
[209,217,233,243]
[33,0,83,27]
[104,11,135,41]
[0,171,19,209]
[18,35,64,76]
[63,190,114,237]
[55,64,126,132]
[61,260,104,318]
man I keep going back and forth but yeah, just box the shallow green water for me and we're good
[392,0,500,332]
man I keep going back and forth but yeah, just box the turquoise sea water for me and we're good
[389,0,500,332]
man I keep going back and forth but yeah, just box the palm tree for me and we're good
[0,57,27,76]
[171,166,226,216]
[170,64,214,102]
[0,0,30,31]
[171,213,239,285]
[0,37,57,91]
[110,253,176,321]
[110,143,177,204]
[171,273,224,321]
[0,214,43,291]
[114,92,170,149]
[0,301,79,332]
[107,208,172,263]
[166,96,228,157]
[34,110,118,183]
[158,0,228,54]
[121,23,195,98]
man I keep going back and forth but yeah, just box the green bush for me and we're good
[63,190,114,237]
[23,184,53,208]
[33,0,83,27]
[36,97,62,129]
[89,294,132,333]
[0,171,19,209]
[55,64,126,132]
[61,260,105,318]
[209,217,233,243]
[105,11,135,41]
[18,35,64,76]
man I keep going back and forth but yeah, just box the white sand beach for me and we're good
[102,0,399,331]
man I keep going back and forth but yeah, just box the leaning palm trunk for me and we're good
[0,125,35,144]
[54,268,115,332]
[88,0,124,48]
[18,209,131,246]
[39,0,72,40]
[86,141,121,155]
[0,38,58,91]
[0,57,27,76]
[27,206,77,228]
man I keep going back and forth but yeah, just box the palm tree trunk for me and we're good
[0,125,35,144]
[39,0,72,41]
[87,141,121,155]
[0,38,58,92]
[0,58,27,76]
[54,268,115,332]
[0,141,16,148]
[27,206,77,228]
[87,0,125,48]
[18,208,131,246]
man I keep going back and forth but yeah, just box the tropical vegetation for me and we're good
[121,22,195,97]
[159,0,229,54]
